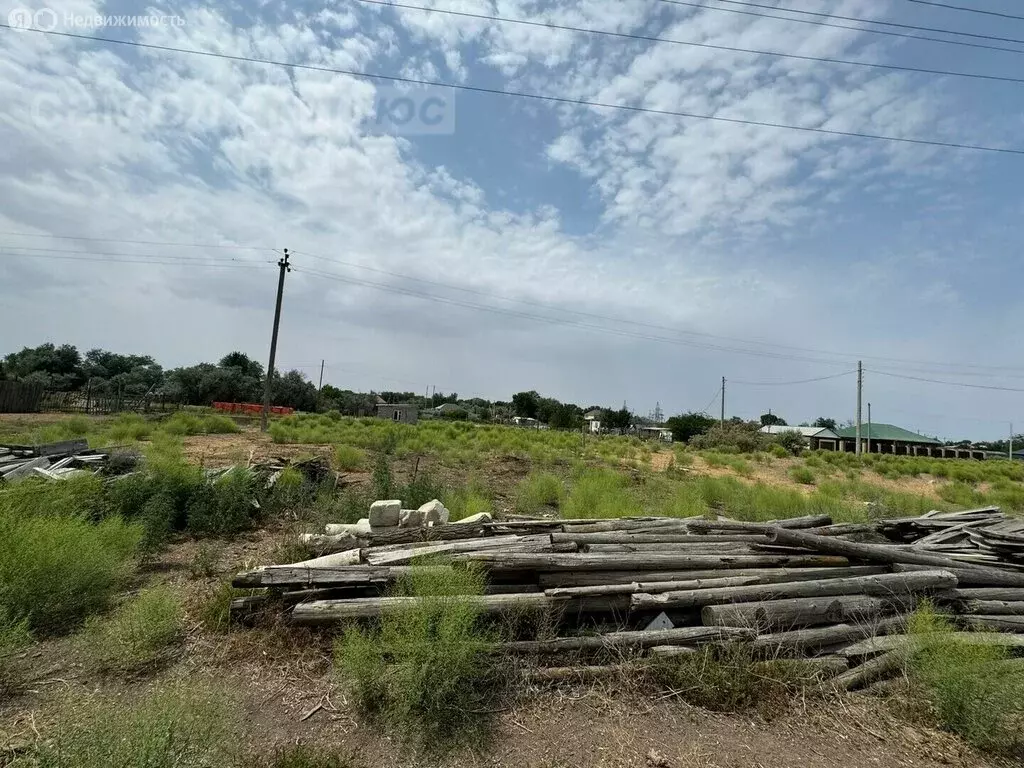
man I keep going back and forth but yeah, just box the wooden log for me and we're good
[702,594,916,630]
[835,650,903,691]
[233,564,447,589]
[895,563,1024,587]
[285,550,362,568]
[456,552,850,572]
[550,533,770,545]
[838,632,1024,659]
[752,616,908,654]
[585,543,759,554]
[944,588,1024,602]
[648,645,698,657]
[686,515,833,533]
[290,593,629,624]
[537,565,888,589]
[564,519,693,534]
[805,523,878,537]
[633,570,957,611]
[957,600,1024,616]
[959,615,1024,633]
[362,525,492,545]
[769,528,1024,587]
[502,626,756,654]
[364,534,545,566]
[298,533,361,553]
[521,664,638,683]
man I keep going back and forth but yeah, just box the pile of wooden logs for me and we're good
[233,506,1024,690]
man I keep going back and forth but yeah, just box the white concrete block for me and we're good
[369,500,402,528]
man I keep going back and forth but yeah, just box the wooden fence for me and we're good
[0,380,45,413]
[39,387,182,415]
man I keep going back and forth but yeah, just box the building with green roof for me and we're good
[833,423,985,459]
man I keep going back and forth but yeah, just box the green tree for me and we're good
[760,413,787,427]
[813,417,838,431]
[512,391,540,419]
[666,412,716,442]
[3,343,85,390]
[218,351,264,380]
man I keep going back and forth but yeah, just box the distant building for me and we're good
[833,423,984,459]
[637,426,673,443]
[511,416,540,429]
[759,425,839,451]
[375,403,418,424]
[433,403,464,416]
[583,409,602,434]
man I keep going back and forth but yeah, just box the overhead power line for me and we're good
[658,0,1024,56]
[708,0,1024,45]
[0,230,270,250]
[1,244,270,263]
[358,0,1024,86]
[904,0,1024,22]
[0,250,266,268]
[729,371,857,386]
[2,24,1023,157]
[868,369,1024,393]
[290,249,1024,377]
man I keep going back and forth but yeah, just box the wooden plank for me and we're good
[363,534,546,566]
[501,626,756,654]
[752,616,907,654]
[537,565,887,589]
[957,600,1024,616]
[454,552,850,572]
[550,533,771,545]
[960,615,1024,633]
[839,632,1024,659]
[232,564,449,588]
[686,515,833,533]
[585,543,759,554]
[702,594,916,630]
[835,650,903,691]
[632,570,956,611]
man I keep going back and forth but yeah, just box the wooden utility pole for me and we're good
[1011,422,1015,461]
[720,377,726,427]
[855,361,863,455]
[261,249,291,432]
[867,403,872,455]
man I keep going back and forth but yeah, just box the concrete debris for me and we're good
[419,498,450,525]
[399,508,424,528]
[454,511,493,525]
[325,519,372,537]
[0,441,113,483]
[369,499,402,529]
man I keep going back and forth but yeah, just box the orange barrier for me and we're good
[212,402,294,416]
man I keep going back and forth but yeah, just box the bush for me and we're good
[513,472,563,515]
[774,431,805,456]
[198,582,244,633]
[906,605,1024,758]
[186,469,258,535]
[789,466,816,485]
[81,586,183,671]
[689,422,769,453]
[0,510,141,635]
[767,443,788,459]
[446,478,493,521]
[29,685,236,768]
[334,565,499,748]
[334,445,366,471]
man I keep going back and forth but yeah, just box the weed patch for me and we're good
[81,586,183,671]
[513,472,563,515]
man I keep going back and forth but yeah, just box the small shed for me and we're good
[759,425,839,451]
[583,409,602,434]
[375,403,418,424]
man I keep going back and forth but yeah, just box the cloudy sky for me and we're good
[1,0,1022,439]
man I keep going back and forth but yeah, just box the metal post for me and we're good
[261,249,291,432]
[855,361,863,456]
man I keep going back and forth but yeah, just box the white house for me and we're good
[759,425,839,451]
[583,409,602,434]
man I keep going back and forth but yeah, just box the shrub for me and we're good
[513,472,563,515]
[371,454,394,499]
[400,470,447,509]
[906,605,1024,758]
[198,582,245,633]
[334,565,499,748]
[0,510,141,635]
[334,445,366,471]
[773,431,805,456]
[446,478,493,521]
[81,586,183,671]
[188,543,221,578]
[186,469,258,535]
[689,422,769,453]
[0,474,107,520]
[767,444,788,459]
[29,685,236,768]
[789,466,816,485]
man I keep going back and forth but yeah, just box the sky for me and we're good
[1,0,1023,441]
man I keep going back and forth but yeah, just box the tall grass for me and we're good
[29,685,236,768]
[333,444,366,471]
[81,586,183,671]
[446,477,493,521]
[335,565,499,748]
[561,468,641,519]
[0,606,31,693]
[513,472,563,515]
[906,605,1024,758]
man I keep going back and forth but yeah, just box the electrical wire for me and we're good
[2,24,1023,156]
[868,369,1024,393]
[708,0,1024,45]
[288,249,1024,377]
[0,251,267,268]
[356,0,1024,86]
[0,244,270,263]
[658,0,1024,56]
[729,371,857,386]
[0,231,270,250]
[903,0,1024,22]
[698,387,721,416]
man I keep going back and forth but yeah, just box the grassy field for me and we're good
[0,411,1021,767]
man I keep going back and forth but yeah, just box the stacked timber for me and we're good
[233,506,1024,689]
[0,439,111,482]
